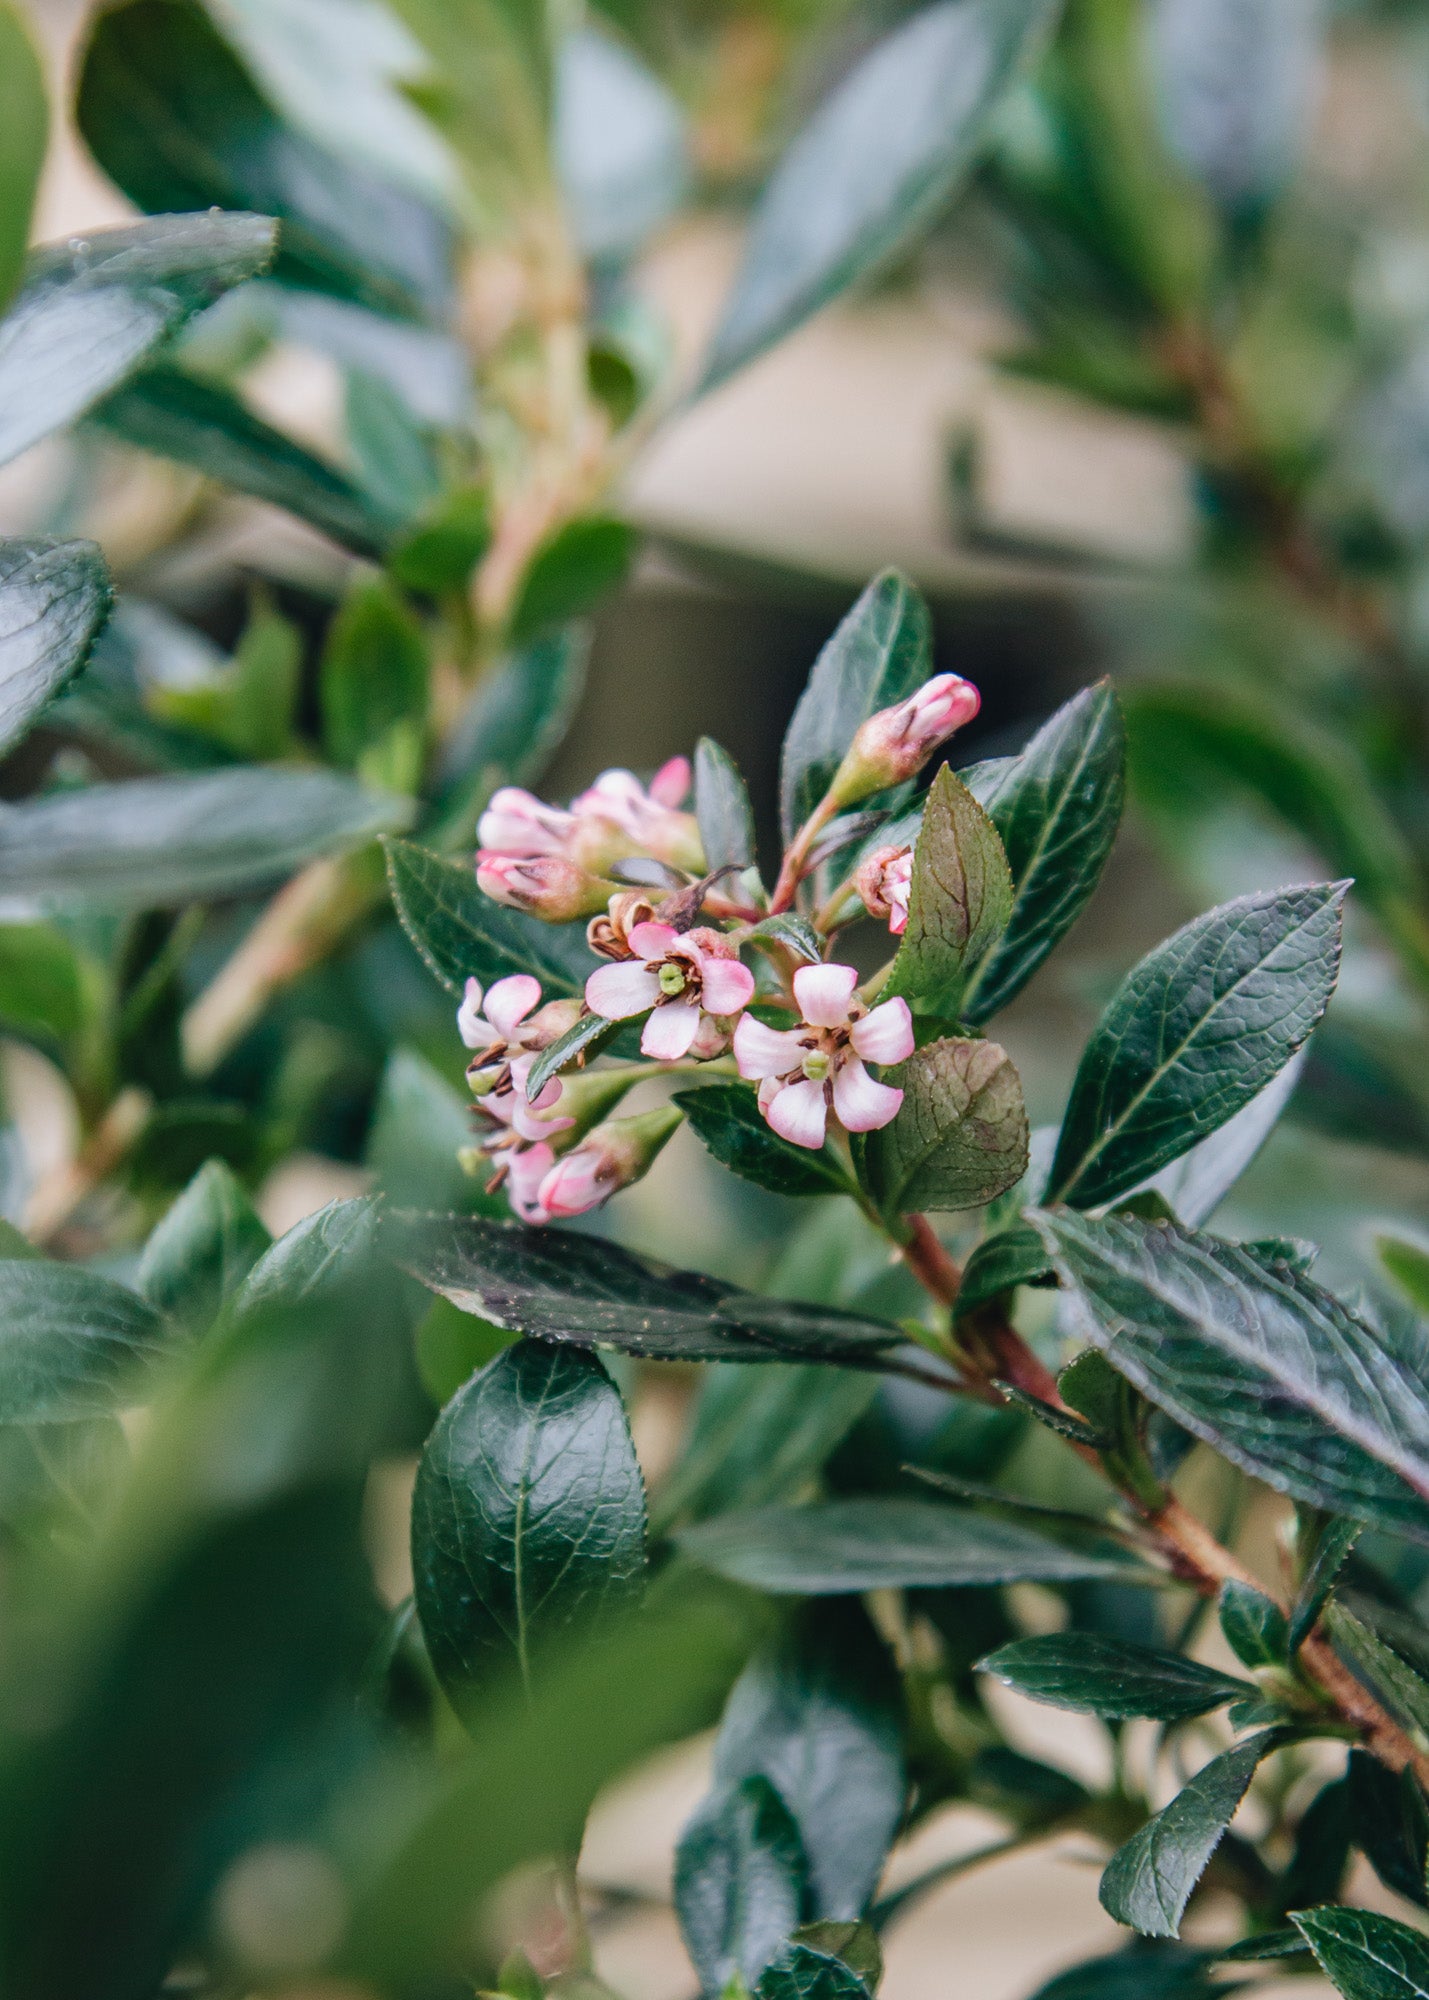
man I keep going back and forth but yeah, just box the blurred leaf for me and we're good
[701,0,1056,388]
[695,736,757,876]
[1023,1946,1223,1998]
[433,625,590,839]
[714,1600,904,1920]
[0,3,46,317]
[389,485,491,595]
[556,26,688,264]
[414,1292,510,1402]
[1378,1234,1429,1317]
[869,1036,1028,1215]
[0,768,409,907]
[788,1925,881,1991]
[678,1083,854,1198]
[77,0,451,319]
[321,573,428,769]
[138,1158,272,1336]
[384,835,598,994]
[367,1046,492,1213]
[781,571,930,845]
[0,213,277,468]
[1345,1749,1429,1911]
[1033,1209,1429,1540]
[962,681,1125,1025]
[1046,884,1346,1209]
[234,1194,382,1314]
[395,1212,904,1363]
[0,923,92,1047]
[978,1634,1252,1720]
[509,516,636,645]
[1219,1578,1288,1670]
[344,366,441,520]
[1291,1905,1429,1998]
[152,591,303,759]
[675,1496,1145,1593]
[885,765,1012,1012]
[92,366,399,559]
[675,1773,807,1995]
[0,1260,167,1422]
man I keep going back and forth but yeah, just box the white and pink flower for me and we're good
[855,843,914,935]
[831,674,982,806]
[478,758,703,887]
[734,962,914,1150]
[585,921,755,1060]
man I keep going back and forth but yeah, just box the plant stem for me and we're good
[25,1085,152,1247]
[770,796,839,914]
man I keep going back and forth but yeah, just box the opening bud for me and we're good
[475,852,614,922]
[537,1104,683,1218]
[828,674,981,808]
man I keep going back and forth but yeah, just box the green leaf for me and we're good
[700,0,1056,388]
[715,1600,904,1921]
[786,1925,881,1992]
[780,571,931,843]
[150,591,302,759]
[0,922,92,1047]
[1289,1512,1359,1654]
[1346,1750,1429,1910]
[1379,1234,1429,1317]
[233,1195,382,1315]
[674,1496,1147,1593]
[321,573,428,768]
[1024,1947,1222,1998]
[557,26,689,265]
[1032,1209,1429,1542]
[1046,883,1346,1209]
[92,367,398,559]
[0,212,277,468]
[954,1221,1051,1317]
[695,736,757,875]
[345,367,440,521]
[0,536,111,752]
[1292,1906,1429,1999]
[1324,1601,1429,1742]
[138,1158,271,1335]
[961,681,1125,1025]
[77,0,450,320]
[0,1260,168,1422]
[750,914,823,964]
[393,1212,904,1364]
[759,1944,872,2000]
[367,1047,490,1213]
[0,767,408,907]
[1100,1731,1283,1938]
[885,765,1012,1011]
[523,1012,624,1105]
[411,1337,645,1709]
[1218,1579,1288,1671]
[390,485,492,596]
[675,1775,807,1995]
[0,3,47,318]
[677,1083,853,1198]
[1142,1050,1305,1230]
[868,1035,1028,1215]
[384,836,596,996]
[509,517,636,645]
[433,626,589,839]
[978,1634,1253,1721]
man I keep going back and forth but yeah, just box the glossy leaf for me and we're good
[0,3,47,317]
[1033,1210,1429,1541]
[0,538,112,758]
[138,1159,271,1336]
[675,1775,806,1995]
[675,1496,1145,1593]
[678,1083,854,1198]
[1046,883,1346,1209]
[955,1221,1051,1317]
[869,1035,1029,1215]
[885,764,1012,1011]
[0,768,408,907]
[0,213,277,468]
[0,1260,168,1422]
[384,837,596,996]
[1218,1579,1288,1671]
[701,0,1057,387]
[1100,1731,1282,1937]
[695,736,757,875]
[759,1943,873,2000]
[780,570,931,843]
[1142,1048,1306,1229]
[1346,1750,1429,1911]
[962,681,1125,1024]
[394,1212,903,1364]
[714,1600,905,1919]
[411,1337,645,1708]
[1292,1906,1429,1999]
[1323,1602,1429,1741]
[978,1634,1253,1721]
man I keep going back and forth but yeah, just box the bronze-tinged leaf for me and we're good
[869,1035,1028,1215]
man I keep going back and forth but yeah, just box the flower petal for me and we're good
[832,1058,903,1133]
[513,1100,573,1142]
[641,998,701,1060]
[651,755,692,808]
[850,996,915,1065]
[734,1014,807,1079]
[506,1142,556,1222]
[765,1077,829,1150]
[586,962,661,1019]
[457,978,494,1050]
[628,920,679,960]
[539,1147,610,1218]
[793,962,859,1028]
[484,974,542,1038]
[700,957,755,1017]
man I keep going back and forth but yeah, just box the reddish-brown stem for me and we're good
[770,797,839,914]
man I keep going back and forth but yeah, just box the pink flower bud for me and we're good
[475,852,613,922]
[855,844,914,935]
[537,1105,682,1217]
[831,674,981,806]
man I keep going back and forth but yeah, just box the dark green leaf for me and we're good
[367,1048,490,1214]
[1100,1731,1283,1938]
[321,573,428,767]
[1292,1906,1429,1999]
[523,1012,622,1104]
[233,1196,381,1315]
[885,765,1011,1011]
[675,1496,1147,1593]
[750,914,823,963]
[1046,883,1346,1209]
[77,0,450,319]
[0,922,91,1047]
[1033,1209,1429,1540]
[1324,1601,1429,1740]
[695,736,757,875]
[678,1083,853,1198]
[0,2,46,317]
[390,486,492,596]
[0,768,408,907]
[1024,1946,1222,1999]
[955,1221,1051,1317]
[780,571,931,843]
[411,1337,645,1708]
[700,0,1056,388]
[962,681,1125,1024]
[1142,1051,1305,1229]
[1219,1579,1288,1671]
[345,367,440,520]
[788,1925,881,1991]
[675,1775,806,1995]
[384,836,597,996]
[0,1260,168,1422]
[759,1943,872,2000]
[715,1600,904,1919]
[137,1159,271,1335]
[978,1634,1253,1721]
[434,627,590,836]
[393,1212,903,1364]
[1289,1512,1360,1654]
[869,1035,1028,1215]
[0,212,277,468]
[92,367,398,559]
[1346,1749,1429,1910]
[509,517,636,645]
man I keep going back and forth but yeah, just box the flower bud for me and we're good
[478,787,577,858]
[855,843,914,935]
[536,1104,683,1218]
[475,852,614,922]
[829,674,981,808]
[587,891,659,961]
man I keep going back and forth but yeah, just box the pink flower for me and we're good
[477,787,578,859]
[585,921,755,1061]
[569,760,703,873]
[537,1105,683,1218]
[832,675,981,805]
[855,844,914,935]
[734,962,914,1149]
[475,852,612,921]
